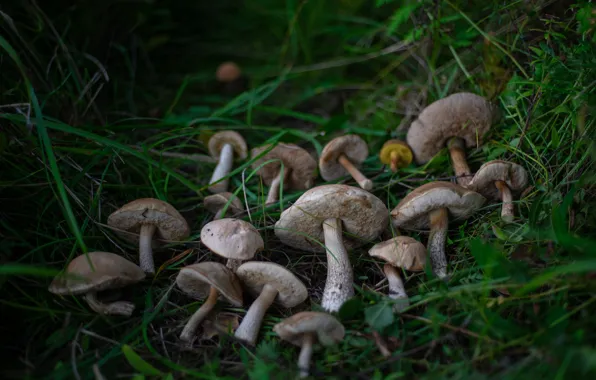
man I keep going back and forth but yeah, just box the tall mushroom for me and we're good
[391,182,485,280]
[204,192,244,220]
[275,185,388,311]
[107,198,190,274]
[319,135,372,190]
[234,262,308,345]
[208,131,248,193]
[406,92,498,187]
[49,251,145,316]
[379,139,413,173]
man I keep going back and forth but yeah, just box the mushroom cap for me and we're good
[275,184,388,253]
[391,181,486,230]
[216,62,242,83]
[236,262,308,308]
[319,135,369,181]
[251,143,317,190]
[204,192,244,215]
[208,131,248,160]
[48,251,145,295]
[368,236,426,271]
[406,92,498,164]
[468,160,529,199]
[175,262,243,307]
[107,198,190,243]
[273,311,345,347]
[201,218,264,261]
[379,139,413,168]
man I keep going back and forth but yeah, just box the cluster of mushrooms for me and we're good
[48,92,529,377]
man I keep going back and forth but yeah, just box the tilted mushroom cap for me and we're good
[204,192,244,215]
[319,135,369,181]
[236,262,308,308]
[49,251,145,295]
[176,262,243,307]
[368,236,426,271]
[391,181,486,230]
[379,139,413,168]
[406,93,498,164]
[201,218,264,261]
[468,160,529,199]
[275,185,388,253]
[273,311,345,347]
[208,131,248,160]
[251,143,317,190]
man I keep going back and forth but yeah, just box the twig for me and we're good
[401,313,495,342]
[372,331,391,358]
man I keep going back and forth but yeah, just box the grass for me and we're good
[1,0,596,378]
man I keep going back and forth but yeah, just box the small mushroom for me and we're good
[216,62,242,83]
[176,262,243,342]
[275,184,388,311]
[273,312,345,378]
[48,251,145,316]
[204,192,244,220]
[391,182,485,280]
[368,237,426,312]
[201,218,264,272]
[379,139,413,173]
[251,143,317,204]
[406,93,498,186]
[107,198,190,274]
[468,160,528,223]
[208,131,248,193]
[319,135,372,190]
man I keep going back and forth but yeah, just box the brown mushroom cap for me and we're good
[406,93,498,164]
[319,135,369,181]
[468,160,529,199]
[176,262,243,307]
[204,192,244,215]
[273,311,345,346]
[208,131,248,160]
[275,184,388,253]
[251,143,317,190]
[201,218,264,261]
[216,62,242,83]
[368,236,426,271]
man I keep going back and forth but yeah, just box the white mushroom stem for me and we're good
[383,264,409,312]
[495,180,514,223]
[234,283,278,345]
[447,137,472,187]
[265,167,288,205]
[180,287,219,342]
[226,259,242,273]
[298,333,314,378]
[428,208,449,280]
[208,143,234,193]
[321,218,354,312]
[337,154,372,190]
[213,207,227,220]
[83,292,135,316]
[139,223,157,274]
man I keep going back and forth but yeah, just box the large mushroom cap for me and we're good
[319,135,369,181]
[176,262,243,307]
[406,93,498,164]
[275,185,388,253]
[201,218,264,261]
[368,236,426,271]
[251,143,317,190]
[273,311,345,347]
[204,192,244,215]
[236,262,308,308]
[208,131,248,160]
[468,160,529,199]
[48,252,145,295]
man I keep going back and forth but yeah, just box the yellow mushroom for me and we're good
[379,139,413,172]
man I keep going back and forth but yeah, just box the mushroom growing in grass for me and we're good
[204,192,244,220]
[368,237,426,312]
[319,135,373,190]
[176,262,243,342]
[49,252,145,316]
[379,139,413,173]
[234,262,308,345]
[108,198,190,274]
[208,131,248,193]
[273,312,345,378]
[406,92,498,187]
[251,143,317,204]
[275,184,388,311]
[391,182,485,280]
[468,160,528,223]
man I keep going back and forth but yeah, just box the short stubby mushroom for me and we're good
[275,184,388,312]
[107,198,190,274]
[391,182,485,280]
[176,262,243,342]
[368,236,426,312]
[204,192,244,220]
[234,262,308,345]
[406,92,498,186]
[201,218,264,272]
[319,135,373,190]
[379,139,413,173]
[273,312,345,378]
[468,160,528,223]
[49,251,145,316]
[251,143,317,204]
[208,131,248,193]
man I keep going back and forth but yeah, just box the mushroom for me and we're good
[216,62,242,83]
[391,182,485,280]
[368,236,426,312]
[208,131,248,193]
[273,312,345,378]
[48,251,145,316]
[176,261,243,342]
[200,218,264,272]
[406,92,498,186]
[107,198,190,274]
[379,139,413,173]
[468,160,528,223]
[251,143,317,204]
[275,185,388,311]
[234,262,308,345]
[204,192,244,220]
[319,135,372,190]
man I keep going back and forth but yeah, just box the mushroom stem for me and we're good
[428,208,449,280]
[139,223,157,274]
[447,137,472,187]
[83,292,135,316]
[383,264,409,312]
[213,207,226,220]
[265,166,288,205]
[495,180,514,223]
[234,283,278,345]
[337,154,372,190]
[180,286,219,342]
[321,218,354,312]
[298,333,314,378]
[226,259,242,273]
[209,143,234,193]
[389,151,399,173]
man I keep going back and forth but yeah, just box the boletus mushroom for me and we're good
[204,192,244,220]
[379,139,413,173]
[319,135,372,190]
[208,131,248,193]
